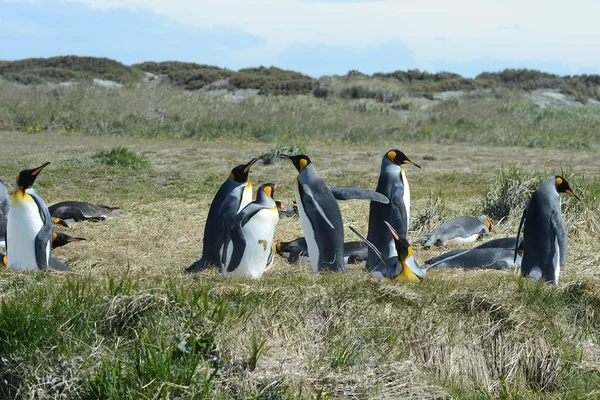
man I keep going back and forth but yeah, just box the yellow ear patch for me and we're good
[263,186,273,198]
[53,218,60,224]
[485,220,492,230]
[276,243,282,253]
[387,151,397,163]
[15,173,20,184]
[2,255,6,267]
[52,232,58,241]
[299,158,308,171]
[555,177,563,186]
[407,246,414,257]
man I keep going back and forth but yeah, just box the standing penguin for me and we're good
[186,158,258,272]
[6,162,53,271]
[281,154,346,273]
[350,222,427,281]
[366,149,420,271]
[221,183,279,279]
[516,176,579,284]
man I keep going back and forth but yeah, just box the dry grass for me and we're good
[0,131,599,398]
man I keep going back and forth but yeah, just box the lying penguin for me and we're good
[49,201,121,222]
[350,221,430,281]
[424,241,523,270]
[276,237,368,265]
[421,216,492,247]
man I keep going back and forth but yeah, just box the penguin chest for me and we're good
[6,198,45,271]
[401,167,410,233]
[448,233,480,245]
[227,209,278,279]
[239,184,253,212]
[294,182,319,273]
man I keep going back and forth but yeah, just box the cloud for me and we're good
[0,1,265,66]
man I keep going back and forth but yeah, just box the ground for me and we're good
[0,130,599,399]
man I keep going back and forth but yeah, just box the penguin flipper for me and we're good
[515,207,527,263]
[348,225,391,270]
[300,184,335,229]
[551,209,568,267]
[29,190,52,270]
[389,192,408,239]
[225,203,267,272]
[328,186,390,204]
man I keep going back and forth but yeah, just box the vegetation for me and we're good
[0,129,598,398]
[92,146,149,169]
[0,56,143,85]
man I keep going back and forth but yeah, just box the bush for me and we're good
[92,146,149,169]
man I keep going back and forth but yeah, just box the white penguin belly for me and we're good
[224,209,277,279]
[552,237,560,283]
[239,184,253,211]
[7,199,44,271]
[448,233,480,245]
[401,168,410,235]
[294,183,320,273]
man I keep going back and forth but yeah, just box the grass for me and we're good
[92,146,150,169]
[0,131,598,398]
[1,83,600,151]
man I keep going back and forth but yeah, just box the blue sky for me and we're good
[1,0,598,77]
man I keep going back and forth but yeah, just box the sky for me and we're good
[1,0,599,77]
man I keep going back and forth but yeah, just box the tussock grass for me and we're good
[92,146,149,169]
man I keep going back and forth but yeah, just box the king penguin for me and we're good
[516,176,579,284]
[52,232,86,249]
[221,183,279,279]
[276,237,367,265]
[6,162,53,271]
[49,201,120,222]
[281,154,346,273]
[421,216,492,247]
[350,221,427,281]
[186,158,258,272]
[366,149,420,270]
[424,241,523,270]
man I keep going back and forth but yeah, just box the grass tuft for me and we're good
[92,146,149,169]
[258,144,306,165]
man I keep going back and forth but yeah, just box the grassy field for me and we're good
[0,129,599,399]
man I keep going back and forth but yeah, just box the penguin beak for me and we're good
[279,154,292,162]
[67,237,86,243]
[383,221,400,240]
[32,162,51,176]
[566,189,581,201]
[243,158,259,173]
[404,159,421,169]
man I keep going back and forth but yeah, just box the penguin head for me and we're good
[229,158,258,183]
[52,232,86,249]
[280,154,312,172]
[555,176,581,200]
[383,221,424,281]
[485,220,493,232]
[386,150,421,169]
[15,162,50,190]
[53,218,70,228]
[259,183,278,199]
[275,242,282,254]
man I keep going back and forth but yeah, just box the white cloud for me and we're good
[40,0,600,70]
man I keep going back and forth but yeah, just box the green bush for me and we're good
[92,146,149,169]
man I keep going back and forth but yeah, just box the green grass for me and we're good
[1,84,600,151]
[92,146,149,169]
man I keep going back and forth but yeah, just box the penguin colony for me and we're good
[1,150,580,284]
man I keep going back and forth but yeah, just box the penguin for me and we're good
[52,232,86,249]
[516,176,579,284]
[0,216,5,248]
[281,154,346,272]
[221,183,279,279]
[0,179,9,217]
[6,162,53,271]
[186,158,258,272]
[424,241,523,270]
[53,217,70,227]
[276,237,368,265]
[366,149,420,271]
[475,237,518,250]
[49,201,120,222]
[350,221,428,281]
[276,200,298,218]
[421,216,492,247]
[0,252,67,271]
